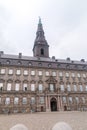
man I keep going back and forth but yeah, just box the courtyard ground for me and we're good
[0,111,87,130]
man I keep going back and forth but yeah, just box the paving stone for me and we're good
[10,124,28,130]
[52,122,72,130]
[0,112,87,130]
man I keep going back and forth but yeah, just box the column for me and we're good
[58,96,60,111]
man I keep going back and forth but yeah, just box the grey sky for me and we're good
[0,0,87,60]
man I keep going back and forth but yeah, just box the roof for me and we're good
[0,52,87,71]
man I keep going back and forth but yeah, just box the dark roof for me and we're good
[0,52,87,71]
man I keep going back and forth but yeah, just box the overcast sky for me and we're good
[0,0,87,60]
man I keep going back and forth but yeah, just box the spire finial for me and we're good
[39,16,41,24]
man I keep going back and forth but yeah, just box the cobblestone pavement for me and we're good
[0,111,87,130]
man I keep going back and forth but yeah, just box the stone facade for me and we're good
[0,18,87,114]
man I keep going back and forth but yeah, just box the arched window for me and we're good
[41,48,44,55]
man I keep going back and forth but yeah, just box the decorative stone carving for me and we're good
[46,76,57,83]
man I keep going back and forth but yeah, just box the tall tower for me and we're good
[33,18,49,58]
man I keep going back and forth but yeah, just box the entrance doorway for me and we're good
[64,105,67,111]
[50,98,57,111]
[41,106,44,112]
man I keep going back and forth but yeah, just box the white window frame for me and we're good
[39,97,44,104]
[14,97,19,104]
[31,84,35,91]
[67,85,71,91]
[38,71,42,76]
[0,97,1,104]
[16,69,21,75]
[31,70,35,76]
[82,97,85,103]
[23,83,27,91]
[62,97,66,103]
[7,83,11,91]
[8,69,13,75]
[15,83,20,91]
[50,84,54,91]
[75,97,79,103]
[22,97,27,104]
[45,71,49,76]
[0,69,5,74]
[38,84,43,92]
[0,83,3,90]
[83,74,86,78]
[5,97,10,105]
[69,97,72,103]
[77,73,81,78]
[80,85,83,91]
[23,70,28,75]
[85,86,87,91]
[72,73,75,77]
[60,85,64,91]
[52,71,56,76]
[59,72,63,77]
[66,72,69,77]
[31,97,35,104]
[73,85,77,91]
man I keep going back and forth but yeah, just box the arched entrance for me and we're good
[50,98,57,111]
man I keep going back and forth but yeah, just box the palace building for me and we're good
[0,18,87,113]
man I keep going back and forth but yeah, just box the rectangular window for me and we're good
[31,97,35,104]
[8,69,13,75]
[14,97,19,104]
[23,70,28,75]
[38,84,43,92]
[39,97,44,104]
[66,72,69,77]
[52,72,56,76]
[83,73,86,78]
[50,84,54,91]
[75,97,79,103]
[22,97,27,104]
[82,97,85,103]
[31,70,35,76]
[60,85,64,91]
[72,73,75,77]
[85,86,87,91]
[5,97,10,105]
[0,83,3,91]
[59,72,63,77]
[62,97,66,103]
[16,70,21,75]
[23,83,27,91]
[77,73,81,78]
[0,69,5,74]
[15,83,20,91]
[73,85,77,91]
[31,84,35,91]
[38,71,42,76]
[46,71,49,76]
[0,97,1,104]
[67,85,71,91]
[69,97,72,103]
[7,83,11,91]
[80,85,83,91]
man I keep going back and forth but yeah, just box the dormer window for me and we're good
[7,60,10,64]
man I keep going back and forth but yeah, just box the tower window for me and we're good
[41,48,44,55]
